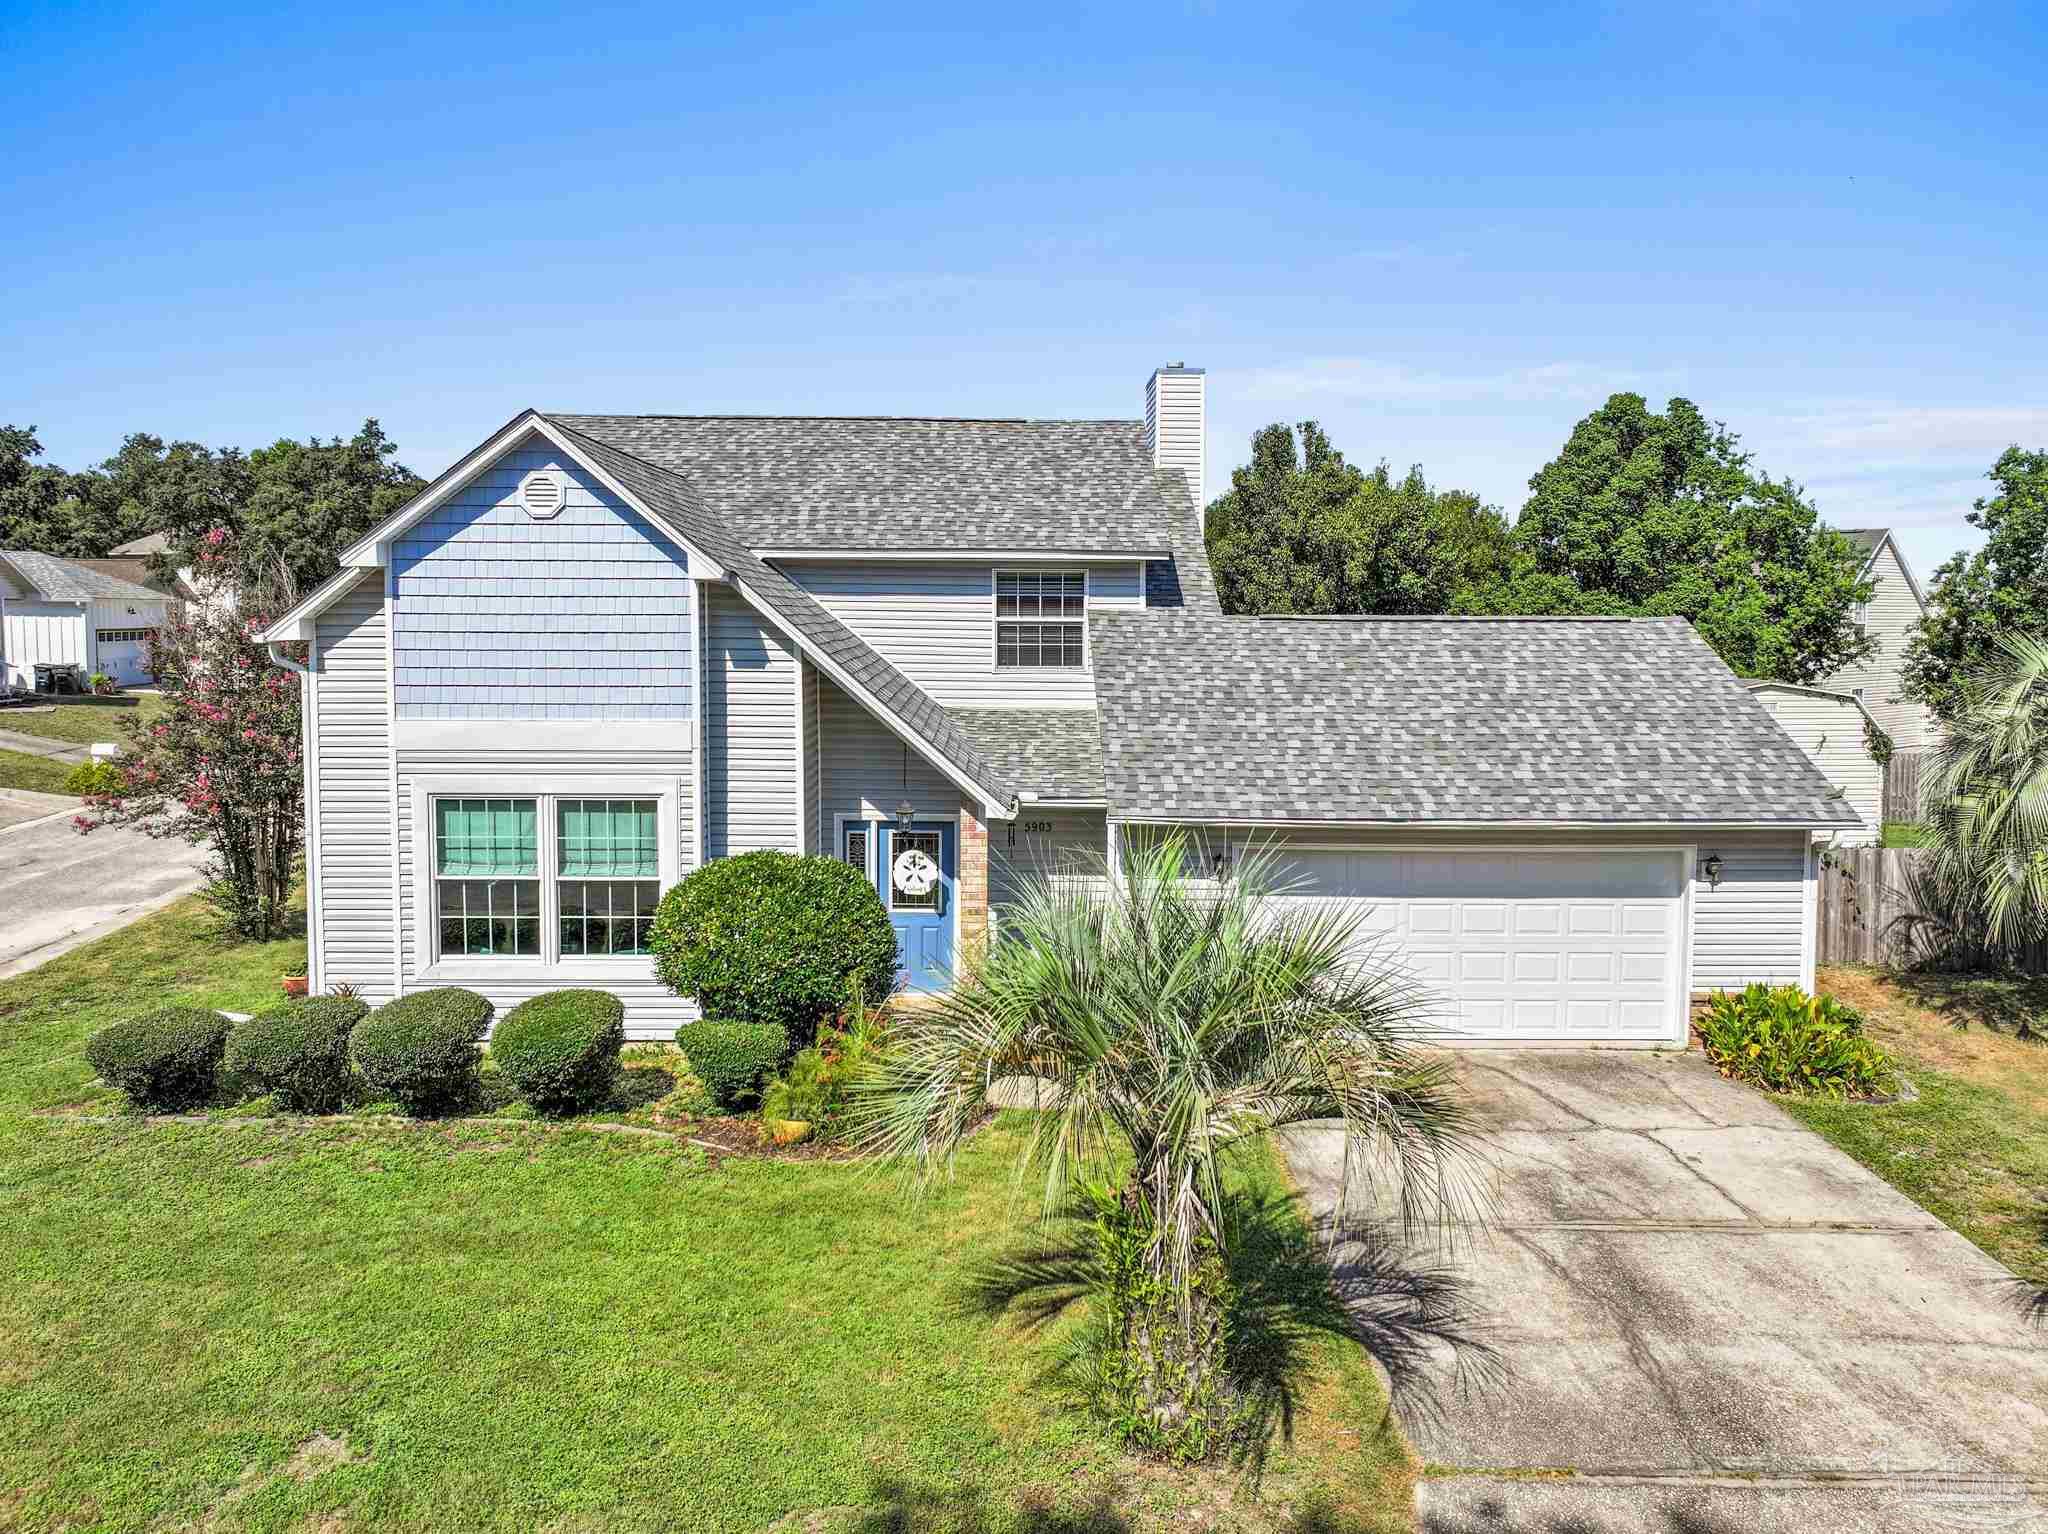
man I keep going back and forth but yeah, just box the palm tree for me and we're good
[855,831,1479,1449]
[1915,632,2048,970]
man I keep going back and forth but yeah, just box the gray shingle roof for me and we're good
[542,418,1017,809]
[551,414,1187,553]
[110,531,170,556]
[0,550,164,603]
[1090,613,1860,826]
[948,709,1106,801]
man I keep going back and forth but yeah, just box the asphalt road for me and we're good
[0,808,211,976]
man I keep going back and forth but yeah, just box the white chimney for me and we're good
[1144,363,1206,511]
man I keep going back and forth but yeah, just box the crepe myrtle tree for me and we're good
[75,530,305,939]
[854,832,1479,1455]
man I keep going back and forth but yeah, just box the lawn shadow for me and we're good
[956,1187,1503,1475]
[1889,971,2048,1042]
[609,1062,684,1112]
[843,1476,1132,1533]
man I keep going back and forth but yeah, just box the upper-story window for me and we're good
[995,570,1086,668]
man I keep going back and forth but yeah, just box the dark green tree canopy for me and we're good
[1902,446,2048,722]
[1467,393,1874,683]
[0,419,422,596]
[1205,420,1512,617]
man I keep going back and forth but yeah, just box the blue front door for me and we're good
[869,821,956,992]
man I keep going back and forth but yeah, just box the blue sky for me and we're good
[4,0,2043,583]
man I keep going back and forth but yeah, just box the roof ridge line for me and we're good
[548,413,1145,427]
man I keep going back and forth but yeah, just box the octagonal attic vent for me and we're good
[520,470,565,520]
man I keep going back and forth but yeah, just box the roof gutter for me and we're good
[1106,815,1864,831]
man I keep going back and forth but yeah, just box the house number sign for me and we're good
[892,846,940,896]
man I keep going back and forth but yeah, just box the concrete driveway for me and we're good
[0,806,210,976]
[1283,1049,2048,1533]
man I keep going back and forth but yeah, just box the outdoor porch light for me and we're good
[895,798,916,831]
[1700,852,1724,889]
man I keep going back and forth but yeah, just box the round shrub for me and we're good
[650,850,898,1043]
[85,1007,231,1110]
[64,759,124,796]
[223,996,369,1112]
[490,989,626,1116]
[350,988,494,1115]
[675,1020,788,1110]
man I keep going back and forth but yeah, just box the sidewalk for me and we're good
[0,726,91,763]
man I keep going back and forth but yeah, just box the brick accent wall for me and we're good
[958,805,990,961]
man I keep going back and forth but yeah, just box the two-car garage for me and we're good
[1265,846,1690,1046]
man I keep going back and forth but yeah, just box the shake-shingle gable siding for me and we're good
[390,445,692,720]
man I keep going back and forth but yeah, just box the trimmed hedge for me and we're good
[85,1007,231,1110]
[223,996,369,1112]
[350,988,494,1115]
[649,850,898,1044]
[676,1020,787,1109]
[491,990,626,1116]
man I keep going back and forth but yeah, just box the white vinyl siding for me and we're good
[1749,686,1880,845]
[992,809,1110,932]
[799,660,823,855]
[781,561,1143,708]
[1146,368,1206,511]
[814,670,963,850]
[1688,833,1812,993]
[704,585,798,856]
[1821,543,1935,748]
[310,573,396,1000]
[0,600,83,689]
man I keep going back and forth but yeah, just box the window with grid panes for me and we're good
[556,799,660,955]
[995,571,1085,668]
[435,799,540,957]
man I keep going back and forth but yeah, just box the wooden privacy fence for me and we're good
[1818,845,2048,971]
[1882,749,1927,824]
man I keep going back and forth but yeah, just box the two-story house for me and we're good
[262,366,1856,1049]
[1819,528,1936,749]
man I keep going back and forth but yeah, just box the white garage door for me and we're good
[1270,847,1687,1045]
[94,627,157,685]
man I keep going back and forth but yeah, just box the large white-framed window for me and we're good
[411,776,680,979]
[993,569,1087,669]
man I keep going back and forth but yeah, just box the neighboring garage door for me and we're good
[1269,847,1688,1045]
[94,626,157,685]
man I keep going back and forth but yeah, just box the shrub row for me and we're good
[86,987,628,1118]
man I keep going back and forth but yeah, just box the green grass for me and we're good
[1880,820,1933,847]
[1806,968,2048,1289]
[0,690,165,746]
[0,898,1412,1533]
[0,746,74,794]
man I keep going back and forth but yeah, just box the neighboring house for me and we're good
[0,551,169,689]
[109,531,229,611]
[262,365,1856,1049]
[1818,527,1935,749]
[1744,683,1881,845]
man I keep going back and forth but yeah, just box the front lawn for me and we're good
[0,690,166,746]
[0,897,1412,1533]
[1805,967,2048,1289]
[0,745,74,794]
[1879,820,1933,848]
